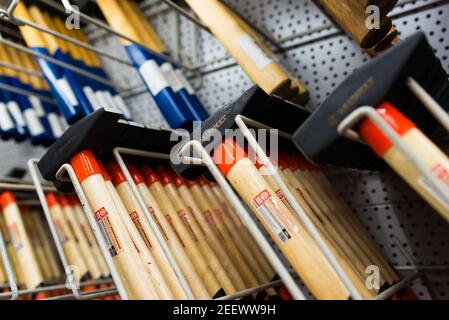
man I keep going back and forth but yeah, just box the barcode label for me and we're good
[130,210,153,249]
[251,189,291,243]
[149,207,170,241]
[178,209,198,241]
[166,214,185,247]
[418,177,449,211]
[95,207,123,257]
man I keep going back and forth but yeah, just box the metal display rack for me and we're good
[0,0,447,299]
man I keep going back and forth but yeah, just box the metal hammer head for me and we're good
[293,32,449,169]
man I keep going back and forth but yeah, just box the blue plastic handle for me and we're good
[54,50,94,117]
[32,47,85,124]
[125,44,190,129]
[151,53,209,122]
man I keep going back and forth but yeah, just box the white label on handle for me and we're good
[0,103,15,131]
[28,96,45,117]
[94,91,108,109]
[113,95,132,119]
[418,177,449,211]
[48,113,64,138]
[175,70,195,95]
[7,101,26,127]
[55,77,79,110]
[83,86,101,111]
[103,91,123,114]
[238,34,273,69]
[24,108,45,136]
[251,189,292,243]
[161,63,184,92]
[139,60,169,96]
[59,115,70,131]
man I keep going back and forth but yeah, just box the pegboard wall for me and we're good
[105,0,449,299]
[0,0,447,299]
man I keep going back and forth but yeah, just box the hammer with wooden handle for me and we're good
[170,172,247,292]
[155,166,236,294]
[141,165,222,298]
[106,162,184,300]
[71,150,160,299]
[0,192,44,289]
[184,0,295,99]
[67,196,110,278]
[213,138,350,300]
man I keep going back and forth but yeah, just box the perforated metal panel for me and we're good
[0,0,448,299]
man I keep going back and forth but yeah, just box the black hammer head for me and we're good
[170,85,310,180]
[38,109,175,191]
[293,32,449,169]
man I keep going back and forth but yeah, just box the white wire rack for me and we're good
[0,0,447,299]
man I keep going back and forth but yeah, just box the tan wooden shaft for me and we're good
[211,184,276,280]
[318,0,392,49]
[226,158,349,300]
[71,202,110,278]
[103,181,166,300]
[0,214,22,284]
[114,181,183,300]
[278,166,379,293]
[22,210,53,282]
[184,0,292,96]
[188,184,259,289]
[0,254,6,284]
[176,184,247,291]
[134,183,192,299]
[80,174,159,299]
[2,201,44,289]
[163,181,236,294]
[383,129,449,223]
[29,211,62,280]
[148,180,220,297]
[220,2,308,103]
[135,182,210,300]
[311,170,399,283]
[60,201,103,280]
[200,183,270,284]
[292,166,397,285]
[47,201,89,279]
[260,166,374,298]
[289,154,399,283]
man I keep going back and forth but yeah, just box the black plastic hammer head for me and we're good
[38,109,175,192]
[293,32,449,169]
[170,85,310,180]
